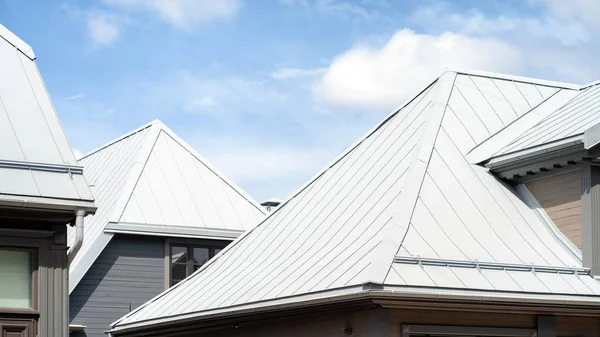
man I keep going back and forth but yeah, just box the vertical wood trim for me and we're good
[537,315,556,337]
[164,238,170,290]
[581,163,600,275]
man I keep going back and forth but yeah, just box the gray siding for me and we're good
[70,234,165,337]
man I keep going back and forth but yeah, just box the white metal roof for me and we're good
[0,24,94,211]
[68,120,266,293]
[111,70,600,332]
[492,85,600,157]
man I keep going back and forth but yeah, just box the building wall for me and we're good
[0,219,70,337]
[526,169,582,248]
[388,307,600,337]
[69,234,165,337]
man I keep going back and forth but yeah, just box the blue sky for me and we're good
[1,0,599,202]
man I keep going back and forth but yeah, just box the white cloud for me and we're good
[540,0,600,31]
[280,0,377,20]
[316,0,376,20]
[190,135,336,201]
[312,29,523,111]
[409,5,590,45]
[147,73,289,116]
[66,94,85,100]
[271,67,326,80]
[86,11,121,48]
[103,0,242,27]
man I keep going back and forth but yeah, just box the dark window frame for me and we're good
[0,245,38,313]
[401,324,537,337]
[165,239,228,288]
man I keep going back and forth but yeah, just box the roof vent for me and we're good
[260,198,282,212]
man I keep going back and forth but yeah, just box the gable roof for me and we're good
[0,24,94,212]
[110,70,600,333]
[68,120,266,293]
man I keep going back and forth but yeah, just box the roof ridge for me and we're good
[111,74,445,328]
[156,124,266,215]
[368,72,458,285]
[69,124,162,293]
[78,120,159,161]
[0,24,35,59]
[447,68,581,90]
[465,89,567,163]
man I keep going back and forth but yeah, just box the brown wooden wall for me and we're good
[388,308,600,336]
[173,308,374,337]
[526,169,582,248]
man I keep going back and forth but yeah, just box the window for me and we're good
[169,243,225,286]
[0,248,33,309]
[401,325,536,337]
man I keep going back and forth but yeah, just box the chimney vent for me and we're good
[261,198,282,212]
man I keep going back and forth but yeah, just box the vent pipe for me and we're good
[261,198,282,212]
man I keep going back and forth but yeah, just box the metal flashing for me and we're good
[393,256,588,275]
[0,159,84,174]
[104,222,243,240]
[0,24,35,59]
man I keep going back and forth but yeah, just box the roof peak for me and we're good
[447,68,581,90]
[0,24,35,60]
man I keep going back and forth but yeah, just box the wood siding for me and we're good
[69,235,165,337]
[0,221,69,337]
[388,308,600,337]
[526,170,582,248]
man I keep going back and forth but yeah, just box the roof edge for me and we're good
[104,221,244,240]
[69,124,162,293]
[110,74,444,330]
[78,120,159,161]
[156,123,267,216]
[0,24,35,60]
[110,281,600,333]
[466,88,580,164]
[447,68,581,90]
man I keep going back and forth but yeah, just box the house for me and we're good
[109,70,600,337]
[67,120,266,336]
[0,25,95,337]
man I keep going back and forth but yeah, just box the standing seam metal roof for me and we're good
[68,120,266,293]
[111,70,599,332]
[0,24,94,211]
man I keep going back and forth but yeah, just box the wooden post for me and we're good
[581,163,600,276]
[537,316,556,337]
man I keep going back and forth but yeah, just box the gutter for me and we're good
[67,208,85,265]
[108,283,600,335]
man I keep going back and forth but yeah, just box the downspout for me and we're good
[68,208,85,265]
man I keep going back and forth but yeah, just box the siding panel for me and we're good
[69,235,165,337]
[526,170,582,248]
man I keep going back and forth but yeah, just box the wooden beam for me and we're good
[581,163,600,276]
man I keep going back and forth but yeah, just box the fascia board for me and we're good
[104,222,243,240]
